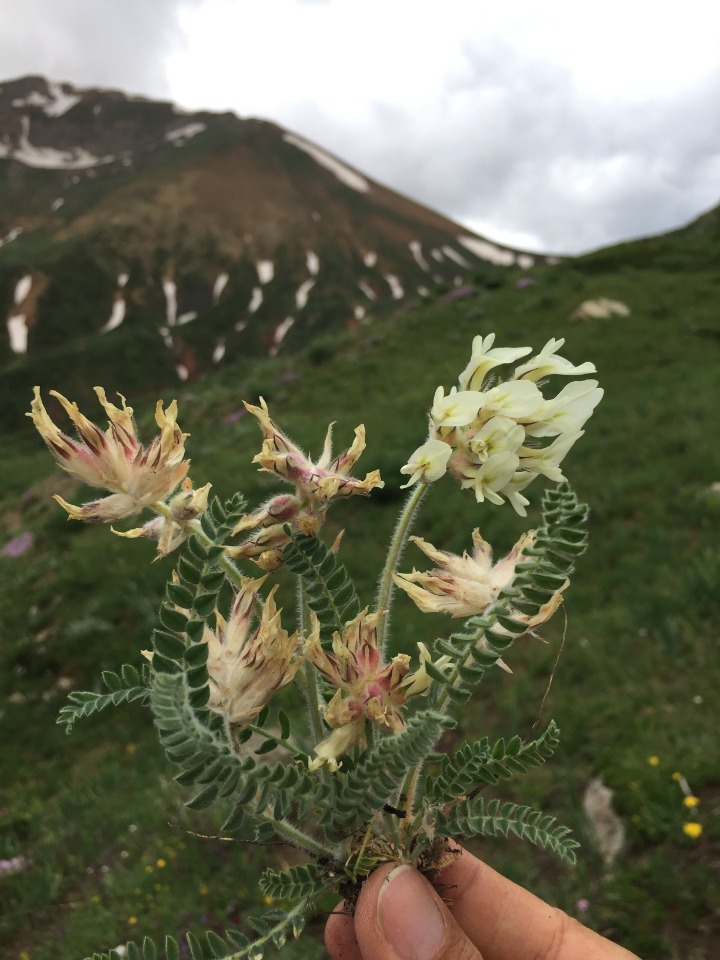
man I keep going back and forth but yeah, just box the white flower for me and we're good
[482,380,546,420]
[525,380,604,437]
[431,386,485,428]
[457,450,520,505]
[400,438,452,488]
[514,338,597,382]
[503,471,535,517]
[518,431,584,482]
[467,416,525,463]
[458,334,532,391]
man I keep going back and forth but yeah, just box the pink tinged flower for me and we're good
[113,480,211,557]
[28,387,189,522]
[244,398,383,505]
[206,577,300,726]
[394,529,536,618]
[305,612,445,770]
[458,333,532,392]
[400,438,452,488]
[514,338,597,382]
[524,380,604,438]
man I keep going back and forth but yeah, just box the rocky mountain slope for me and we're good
[0,76,546,401]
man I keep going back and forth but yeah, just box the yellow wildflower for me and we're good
[683,822,703,839]
[647,755,660,766]
[683,796,700,809]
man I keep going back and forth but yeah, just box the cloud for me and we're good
[0,0,201,97]
[3,0,720,253]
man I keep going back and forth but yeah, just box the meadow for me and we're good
[1,242,719,959]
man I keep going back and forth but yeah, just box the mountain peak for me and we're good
[0,76,546,401]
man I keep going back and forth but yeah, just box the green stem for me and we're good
[245,723,308,759]
[376,483,428,657]
[265,815,335,860]
[297,581,326,750]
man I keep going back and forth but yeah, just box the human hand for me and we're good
[325,845,640,960]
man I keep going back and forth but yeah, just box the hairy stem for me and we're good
[376,483,428,657]
[297,580,326,751]
[267,816,335,860]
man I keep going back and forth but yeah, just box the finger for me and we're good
[437,845,639,960]
[325,901,363,960]
[353,861,484,960]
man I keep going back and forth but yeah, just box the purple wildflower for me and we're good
[1,531,34,558]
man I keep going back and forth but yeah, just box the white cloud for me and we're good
[3,0,720,252]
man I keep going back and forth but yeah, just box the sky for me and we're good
[1,0,719,254]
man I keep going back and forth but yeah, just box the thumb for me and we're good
[353,862,483,960]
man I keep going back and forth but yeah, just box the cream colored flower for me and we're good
[400,438,452,488]
[458,334,532,392]
[431,387,484,429]
[395,529,536,618]
[524,380,604,437]
[513,338,597,382]
[518,431,583,483]
[206,577,300,726]
[28,386,188,522]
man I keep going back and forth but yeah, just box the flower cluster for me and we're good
[400,335,602,514]
[304,609,446,770]
[29,386,190,522]
[226,399,383,569]
[205,576,300,726]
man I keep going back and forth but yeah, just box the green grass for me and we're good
[1,247,719,958]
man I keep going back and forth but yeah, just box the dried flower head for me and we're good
[28,387,189,522]
[206,576,300,726]
[304,609,447,770]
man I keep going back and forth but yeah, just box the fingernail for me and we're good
[377,864,446,960]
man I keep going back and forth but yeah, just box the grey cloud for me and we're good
[282,42,720,253]
[0,0,201,97]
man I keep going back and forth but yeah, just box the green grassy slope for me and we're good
[1,237,719,958]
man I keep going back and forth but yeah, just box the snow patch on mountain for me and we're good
[385,274,404,299]
[306,250,319,275]
[7,315,28,353]
[166,122,207,144]
[257,260,274,284]
[409,241,430,271]
[457,235,516,266]
[100,296,126,333]
[12,81,80,117]
[248,287,263,313]
[0,117,113,169]
[283,133,369,193]
[177,311,197,325]
[295,279,315,309]
[213,272,229,303]
[162,278,177,326]
[270,317,295,357]
[51,197,64,212]
[358,281,377,301]
[14,274,32,304]
[442,245,470,268]
[212,340,226,363]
